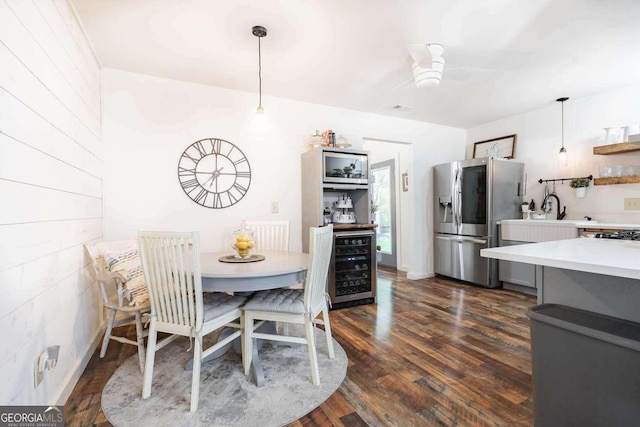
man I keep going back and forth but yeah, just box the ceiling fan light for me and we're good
[431,57,445,72]
[412,64,442,88]
[415,75,441,89]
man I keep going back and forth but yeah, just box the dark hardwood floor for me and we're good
[65,268,536,426]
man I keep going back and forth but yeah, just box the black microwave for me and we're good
[322,150,368,186]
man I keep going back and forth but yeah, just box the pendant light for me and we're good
[252,25,267,114]
[557,97,569,166]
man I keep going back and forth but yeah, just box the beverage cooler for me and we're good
[329,230,376,309]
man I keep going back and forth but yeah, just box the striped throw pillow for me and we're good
[104,248,149,307]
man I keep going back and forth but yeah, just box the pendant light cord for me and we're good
[556,97,569,152]
[252,25,266,112]
[258,36,262,109]
[561,100,564,149]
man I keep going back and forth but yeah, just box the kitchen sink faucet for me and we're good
[542,193,566,220]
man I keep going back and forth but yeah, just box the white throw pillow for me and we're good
[103,246,149,307]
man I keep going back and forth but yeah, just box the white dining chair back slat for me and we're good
[246,221,290,251]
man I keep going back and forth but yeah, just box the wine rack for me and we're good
[329,231,376,308]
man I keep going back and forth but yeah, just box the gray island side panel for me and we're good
[540,267,640,324]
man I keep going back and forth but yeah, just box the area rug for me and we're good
[102,328,347,427]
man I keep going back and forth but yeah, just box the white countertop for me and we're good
[481,238,640,280]
[577,223,640,230]
[499,219,640,229]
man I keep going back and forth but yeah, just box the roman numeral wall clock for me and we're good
[177,138,251,209]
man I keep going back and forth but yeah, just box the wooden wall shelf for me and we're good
[593,175,640,186]
[593,142,640,155]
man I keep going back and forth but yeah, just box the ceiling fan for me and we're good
[406,43,500,89]
[407,43,446,88]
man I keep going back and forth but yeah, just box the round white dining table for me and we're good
[200,250,309,292]
[195,250,309,387]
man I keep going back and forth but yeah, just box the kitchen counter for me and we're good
[482,238,640,280]
[500,219,640,229]
[499,220,640,243]
[482,238,640,323]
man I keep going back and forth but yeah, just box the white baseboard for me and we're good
[406,271,434,280]
[55,326,103,406]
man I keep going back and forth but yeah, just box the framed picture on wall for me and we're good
[401,172,408,192]
[472,134,517,159]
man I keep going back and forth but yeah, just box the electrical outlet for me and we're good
[624,198,640,210]
[271,201,279,214]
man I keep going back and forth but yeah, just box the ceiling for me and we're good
[72,0,640,128]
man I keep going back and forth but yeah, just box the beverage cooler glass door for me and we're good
[323,151,368,185]
[458,159,489,237]
[331,231,376,303]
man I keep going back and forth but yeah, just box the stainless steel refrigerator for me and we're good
[434,158,524,288]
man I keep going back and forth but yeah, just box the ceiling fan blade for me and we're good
[445,67,496,83]
[407,44,433,67]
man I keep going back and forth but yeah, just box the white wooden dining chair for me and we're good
[243,225,335,385]
[138,230,247,412]
[246,220,290,251]
[84,241,150,372]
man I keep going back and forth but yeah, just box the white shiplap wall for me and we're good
[0,0,102,405]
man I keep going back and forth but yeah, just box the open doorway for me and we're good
[371,159,397,268]
[363,137,413,273]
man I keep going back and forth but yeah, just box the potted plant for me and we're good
[370,200,379,224]
[570,177,590,198]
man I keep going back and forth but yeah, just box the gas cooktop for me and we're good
[594,230,640,240]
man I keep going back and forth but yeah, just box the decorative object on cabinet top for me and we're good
[307,130,351,149]
[308,130,324,148]
[335,135,351,148]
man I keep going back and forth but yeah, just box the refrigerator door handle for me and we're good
[435,234,453,241]
[435,235,487,245]
[453,168,461,230]
[455,236,488,245]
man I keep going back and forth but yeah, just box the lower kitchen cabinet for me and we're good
[498,237,536,295]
